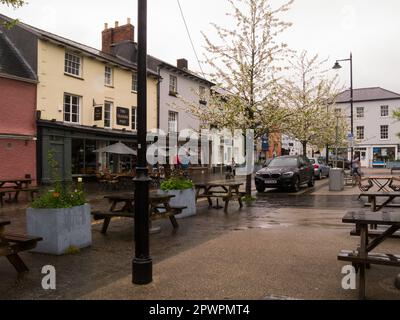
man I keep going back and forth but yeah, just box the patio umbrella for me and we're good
[94,142,137,173]
[94,142,137,155]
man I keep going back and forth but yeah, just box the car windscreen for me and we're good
[268,158,298,167]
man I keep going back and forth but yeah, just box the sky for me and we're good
[2,0,400,93]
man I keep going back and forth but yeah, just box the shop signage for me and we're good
[94,107,102,121]
[116,107,130,126]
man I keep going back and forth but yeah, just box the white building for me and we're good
[334,87,400,168]
[281,135,304,156]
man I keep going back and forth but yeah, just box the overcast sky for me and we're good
[2,0,400,93]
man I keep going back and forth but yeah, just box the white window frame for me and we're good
[64,52,82,77]
[381,125,389,140]
[356,126,365,140]
[104,101,113,128]
[132,72,138,92]
[169,75,178,94]
[381,105,389,117]
[64,93,80,124]
[168,111,178,133]
[131,107,137,131]
[356,107,364,119]
[104,66,113,87]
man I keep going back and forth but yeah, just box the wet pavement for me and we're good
[0,173,399,300]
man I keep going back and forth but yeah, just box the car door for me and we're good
[318,159,328,176]
[298,157,307,183]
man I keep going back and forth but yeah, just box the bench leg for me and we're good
[101,217,111,234]
[359,264,366,300]
[224,199,229,213]
[7,254,29,274]
[169,216,179,229]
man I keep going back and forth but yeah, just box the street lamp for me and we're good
[333,53,354,162]
[132,0,152,285]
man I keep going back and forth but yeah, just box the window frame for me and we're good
[132,72,138,92]
[131,107,137,131]
[63,93,81,124]
[104,101,113,129]
[168,111,179,133]
[356,107,364,119]
[356,126,365,140]
[104,66,114,87]
[64,52,82,77]
[169,75,178,95]
[381,105,389,118]
[380,125,389,140]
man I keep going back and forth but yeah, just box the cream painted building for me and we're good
[0,15,159,181]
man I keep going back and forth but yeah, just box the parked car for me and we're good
[309,158,330,180]
[326,156,350,169]
[255,155,315,192]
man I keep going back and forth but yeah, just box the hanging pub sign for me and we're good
[116,107,130,126]
[94,106,103,121]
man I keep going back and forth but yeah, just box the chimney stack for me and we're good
[102,18,135,54]
[177,58,188,70]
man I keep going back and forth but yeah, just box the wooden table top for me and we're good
[0,179,32,183]
[367,176,395,180]
[105,193,175,201]
[343,211,400,226]
[195,182,244,188]
[0,221,11,227]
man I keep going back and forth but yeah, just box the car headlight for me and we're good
[282,172,294,177]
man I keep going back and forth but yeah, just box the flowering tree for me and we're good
[1,0,26,28]
[282,51,348,155]
[187,0,294,196]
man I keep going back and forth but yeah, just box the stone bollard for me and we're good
[395,274,400,290]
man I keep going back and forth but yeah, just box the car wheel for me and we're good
[256,185,265,193]
[293,177,301,192]
[308,175,315,187]
[318,172,322,180]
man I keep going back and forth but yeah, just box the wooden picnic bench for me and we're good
[359,191,400,212]
[0,220,42,274]
[0,187,39,207]
[338,210,400,300]
[195,182,245,213]
[92,193,186,234]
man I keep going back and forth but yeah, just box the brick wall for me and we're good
[0,77,36,136]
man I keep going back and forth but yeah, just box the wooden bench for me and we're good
[359,192,400,212]
[92,205,186,235]
[0,221,42,274]
[0,187,39,207]
[350,228,400,239]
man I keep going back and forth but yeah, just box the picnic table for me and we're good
[0,220,42,274]
[366,176,394,192]
[0,178,38,206]
[92,192,186,234]
[338,210,400,299]
[360,191,400,212]
[195,182,244,213]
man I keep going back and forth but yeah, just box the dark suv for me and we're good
[255,155,315,192]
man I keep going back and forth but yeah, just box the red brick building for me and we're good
[0,32,38,182]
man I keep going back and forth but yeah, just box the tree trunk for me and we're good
[246,173,252,196]
[302,142,307,156]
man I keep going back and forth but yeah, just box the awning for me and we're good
[94,142,137,155]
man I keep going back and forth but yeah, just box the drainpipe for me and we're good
[157,66,162,130]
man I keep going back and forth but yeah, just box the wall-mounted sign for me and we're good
[116,107,130,126]
[94,107,103,121]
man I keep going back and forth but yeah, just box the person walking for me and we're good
[351,153,362,184]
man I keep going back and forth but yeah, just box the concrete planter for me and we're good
[26,204,92,255]
[158,188,196,219]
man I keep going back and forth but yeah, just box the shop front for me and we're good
[37,120,137,183]
[372,146,397,168]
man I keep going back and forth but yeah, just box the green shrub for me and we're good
[160,176,194,191]
[31,150,86,209]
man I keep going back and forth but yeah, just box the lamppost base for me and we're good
[132,258,153,285]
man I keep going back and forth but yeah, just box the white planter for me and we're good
[26,204,92,255]
[158,188,197,219]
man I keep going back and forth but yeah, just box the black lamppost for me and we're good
[333,53,354,162]
[132,0,152,285]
